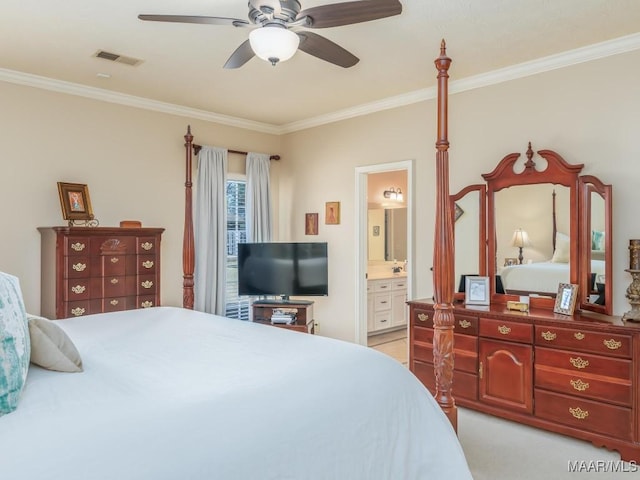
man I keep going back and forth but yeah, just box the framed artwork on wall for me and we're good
[325,201,340,225]
[57,182,94,222]
[305,213,319,235]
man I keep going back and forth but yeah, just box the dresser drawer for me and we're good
[373,311,392,330]
[535,364,632,407]
[480,318,532,343]
[535,325,631,358]
[91,237,136,255]
[64,256,92,278]
[137,275,157,295]
[454,314,478,335]
[101,254,127,277]
[412,307,433,327]
[137,237,159,254]
[535,389,633,441]
[535,347,631,380]
[412,326,477,373]
[63,279,91,301]
[63,237,90,256]
[411,360,477,401]
[137,295,157,309]
[391,278,407,290]
[137,255,157,274]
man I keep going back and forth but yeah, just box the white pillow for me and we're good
[551,232,570,263]
[27,315,83,373]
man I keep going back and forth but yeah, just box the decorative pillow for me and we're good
[551,232,570,263]
[0,272,30,416]
[592,230,605,251]
[27,315,83,373]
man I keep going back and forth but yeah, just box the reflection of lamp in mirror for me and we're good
[511,228,531,265]
[383,187,403,201]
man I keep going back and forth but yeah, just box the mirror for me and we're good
[454,143,612,315]
[451,185,486,299]
[367,207,407,261]
[579,176,612,315]
[494,184,571,296]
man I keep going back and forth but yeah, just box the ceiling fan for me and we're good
[138,0,402,69]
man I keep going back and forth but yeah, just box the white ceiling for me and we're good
[2,1,640,131]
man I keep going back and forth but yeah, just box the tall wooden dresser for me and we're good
[39,227,164,319]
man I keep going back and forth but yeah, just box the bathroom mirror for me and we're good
[367,207,407,261]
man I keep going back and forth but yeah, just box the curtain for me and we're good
[194,146,228,315]
[246,152,273,242]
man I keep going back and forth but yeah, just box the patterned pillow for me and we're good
[0,272,30,416]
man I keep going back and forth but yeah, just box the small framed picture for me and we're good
[554,283,579,315]
[57,182,94,221]
[325,201,340,225]
[504,257,518,267]
[305,213,318,235]
[465,276,490,306]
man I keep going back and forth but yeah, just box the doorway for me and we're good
[354,160,414,350]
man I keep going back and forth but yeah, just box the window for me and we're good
[225,179,250,320]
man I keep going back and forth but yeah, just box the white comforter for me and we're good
[499,259,605,294]
[1,307,471,480]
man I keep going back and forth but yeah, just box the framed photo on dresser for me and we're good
[57,182,94,221]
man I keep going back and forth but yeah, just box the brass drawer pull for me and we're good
[569,357,589,369]
[541,331,556,341]
[141,300,153,308]
[603,339,622,350]
[498,325,511,335]
[417,313,429,322]
[141,280,154,289]
[574,332,585,340]
[110,299,119,306]
[141,242,153,251]
[71,242,85,252]
[569,407,589,420]
[110,257,119,263]
[72,263,87,272]
[71,307,85,316]
[458,319,471,329]
[142,260,154,269]
[570,379,589,391]
[111,278,119,284]
[71,285,86,294]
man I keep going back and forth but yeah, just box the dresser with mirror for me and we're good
[409,142,640,461]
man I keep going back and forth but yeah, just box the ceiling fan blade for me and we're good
[223,40,256,69]
[297,32,359,68]
[138,14,250,27]
[298,0,402,28]
[249,0,282,15]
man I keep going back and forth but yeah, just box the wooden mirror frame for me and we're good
[451,184,487,302]
[579,175,613,315]
[482,143,584,309]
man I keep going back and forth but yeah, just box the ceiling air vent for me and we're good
[93,50,143,67]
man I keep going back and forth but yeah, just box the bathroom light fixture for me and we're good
[249,25,300,66]
[383,187,403,201]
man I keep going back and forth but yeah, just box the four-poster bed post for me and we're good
[432,40,457,429]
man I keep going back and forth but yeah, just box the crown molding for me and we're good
[280,32,640,134]
[1,32,639,136]
[0,67,281,135]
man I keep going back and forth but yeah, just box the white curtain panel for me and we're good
[246,152,273,242]
[195,146,228,315]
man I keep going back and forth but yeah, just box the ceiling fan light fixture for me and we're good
[249,26,299,66]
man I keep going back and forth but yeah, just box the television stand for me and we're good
[251,301,315,334]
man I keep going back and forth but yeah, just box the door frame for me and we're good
[354,160,414,346]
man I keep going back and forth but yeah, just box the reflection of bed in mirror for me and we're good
[499,259,605,296]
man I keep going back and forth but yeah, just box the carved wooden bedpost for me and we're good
[432,40,457,430]
[183,126,195,309]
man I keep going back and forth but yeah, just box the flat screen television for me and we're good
[237,242,328,301]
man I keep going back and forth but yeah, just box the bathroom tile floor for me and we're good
[368,329,407,366]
